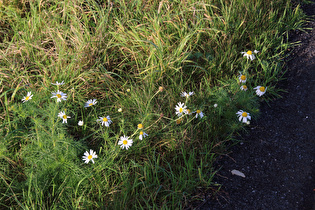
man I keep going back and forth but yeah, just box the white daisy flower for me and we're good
[186,109,192,115]
[180,91,194,98]
[241,50,259,61]
[82,149,98,164]
[238,72,247,83]
[240,85,248,91]
[195,110,204,119]
[21,92,33,103]
[214,104,218,108]
[254,86,267,97]
[84,99,97,107]
[118,108,122,112]
[51,81,65,86]
[51,90,67,102]
[236,110,251,123]
[139,131,148,140]
[97,116,112,127]
[138,124,144,129]
[58,111,71,123]
[118,135,133,150]
[78,120,84,126]
[175,102,187,116]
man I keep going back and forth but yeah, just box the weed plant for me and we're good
[0,0,307,208]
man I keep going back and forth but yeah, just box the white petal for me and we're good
[231,169,245,178]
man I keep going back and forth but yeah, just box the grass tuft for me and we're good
[0,0,307,208]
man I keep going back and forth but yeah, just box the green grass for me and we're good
[0,0,307,208]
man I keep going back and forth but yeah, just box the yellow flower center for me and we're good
[243,85,247,89]
[242,112,248,117]
[56,94,62,98]
[103,117,108,122]
[25,96,30,101]
[138,124,143,129]
[140,131,143,135]
[179,108,183,113]
[259,86,265,92]
[88,155,92,160]
[247,50,252,55]
[63,115,67,119]
[89,103,93,106]
[240,75,246,80]
[196,110,201,114]
[123,140,128,145]
[159,86,164,92]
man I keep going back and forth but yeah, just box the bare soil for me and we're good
[196,2,315,210]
